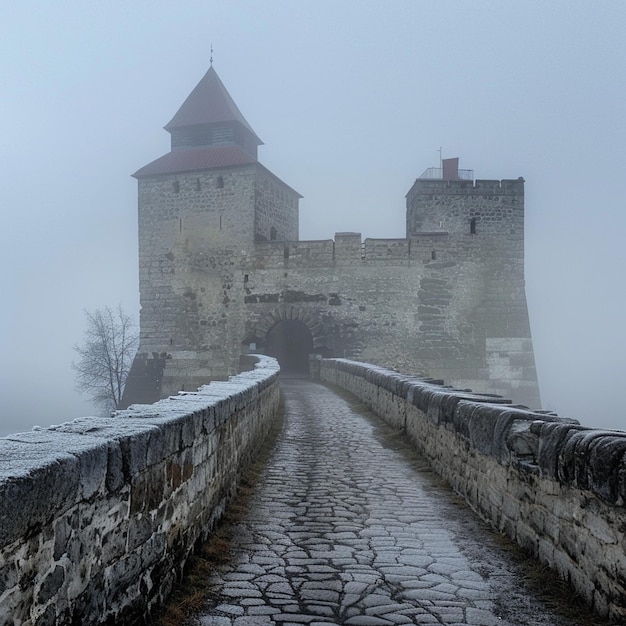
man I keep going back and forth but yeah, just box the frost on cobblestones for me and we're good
[195,381,594,626]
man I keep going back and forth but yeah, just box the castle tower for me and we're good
[405,159,541,407]
[122,65,301,405]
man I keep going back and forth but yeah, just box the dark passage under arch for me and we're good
[264,319,314,376]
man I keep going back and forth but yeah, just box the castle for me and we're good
[122,64,540,408]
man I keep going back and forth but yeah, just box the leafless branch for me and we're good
[72,305,138,412]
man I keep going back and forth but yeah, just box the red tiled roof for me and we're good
[164,66,262,144]
[132,146,257,178]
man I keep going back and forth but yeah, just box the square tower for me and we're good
[122,65,300,405]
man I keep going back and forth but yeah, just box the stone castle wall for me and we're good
[319,358,626,622]
[226,231,536,405]
[0,356,280,625]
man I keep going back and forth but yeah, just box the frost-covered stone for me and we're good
[0,356,280,625]
[320,358,626,622]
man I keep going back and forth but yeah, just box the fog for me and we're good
[1,1,625,436]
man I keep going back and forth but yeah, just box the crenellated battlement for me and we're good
[253,233,455,266]
[406,177,524,203]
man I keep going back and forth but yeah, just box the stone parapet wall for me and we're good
[0,356,280,625]
[319,358,626,621]
[253,234,458,266]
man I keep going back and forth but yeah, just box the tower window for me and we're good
[431,250,437,260]
[173,180,180,194]
[270,227,277,241]
[470,218,477,235]
[216,176,224,189]
[196,178,201,191]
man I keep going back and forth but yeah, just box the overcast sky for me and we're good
[1,0,625,435]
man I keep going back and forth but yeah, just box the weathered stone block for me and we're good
[36,563,66,604]
[501,493,520,522]
[0,445,79,547]
[537,537,555,566]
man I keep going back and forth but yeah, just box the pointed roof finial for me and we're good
[210,43,214,66]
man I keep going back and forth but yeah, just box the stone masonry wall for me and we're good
[136,165,257,361]
[319,358,626,622]
[405,178,525,237]
[242,229,539,407]
[254,165,300,243]
[0,356,280,625]
[125,222,539,408]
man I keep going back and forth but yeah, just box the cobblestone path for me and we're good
[194,380,601,626]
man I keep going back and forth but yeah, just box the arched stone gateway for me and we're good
[248,306,331,375]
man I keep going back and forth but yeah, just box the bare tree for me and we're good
[72,305,138,412]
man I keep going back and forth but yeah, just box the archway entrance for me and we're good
[264,319,314,376]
